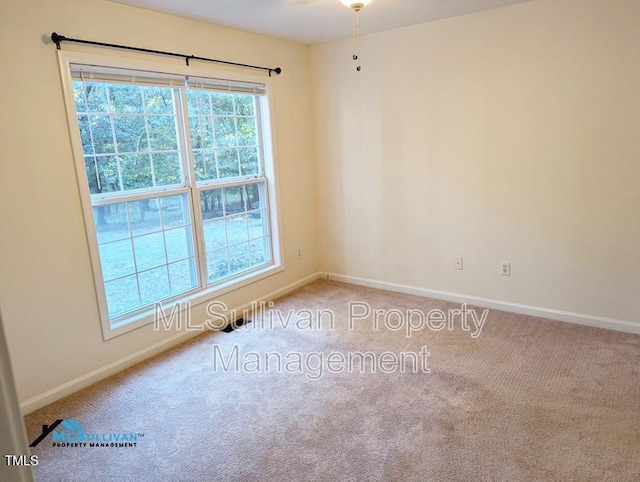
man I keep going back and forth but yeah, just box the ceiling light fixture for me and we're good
[341,0,373,71]
[340,0,372,11]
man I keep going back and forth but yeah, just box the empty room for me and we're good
[1,0,638,480]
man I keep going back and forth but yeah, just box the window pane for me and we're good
[214,117,236,147]
[144,87,175,115]
[187,89,261,182]
[73,84,88,113]
[72,80,183,194]
[169,259,198,295]
[148,116,178,151]
[190,116,214,150]
[152,153,182,187]
[239,148,259,176]
[212,93,234,115]
[224,186,247,215]
[200,183,270,284]
[78,115,94,155]
[109,85,143,113]
[83,82,109,113]
[194,149,218,182]
[216,149,240,179]
[139,266,170,305]
[160,195,189,228]
[226,214,249,245]
[113,115,147,153]
[133,232,166,271]
[93,194,198,319]
[201,189,224,219]
[128,199,161,236]
[93,203,130,244]
[246,183,265,211]
[207,249,229,282]
[250,236,270,265]
[203,219,226,251]
[105,275,140,319]
[248,209,267,241]
[235,95,255,116]
[85,156,121,195]
[99,239,135,281]
[89,115,115,154]
[187,90,211,116]
[164,227,193,262]
[236,117,257,147]
[229,242,252,274]
[121,154,153,190]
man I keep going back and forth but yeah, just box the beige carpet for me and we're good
[24,280,640,481]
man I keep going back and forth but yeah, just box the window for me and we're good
[60,54,281,338]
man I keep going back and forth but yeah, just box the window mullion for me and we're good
[177,86,209,288]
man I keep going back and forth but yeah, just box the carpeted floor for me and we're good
[24,280,640,481]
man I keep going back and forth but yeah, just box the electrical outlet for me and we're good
[500,261,511,276]
[454,256,464,270]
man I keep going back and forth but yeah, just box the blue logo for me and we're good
[30,419,140,448]
[53,419,85,441]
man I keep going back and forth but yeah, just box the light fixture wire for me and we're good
[352,7,361,71]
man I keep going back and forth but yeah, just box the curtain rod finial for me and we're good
[51,32,65,49]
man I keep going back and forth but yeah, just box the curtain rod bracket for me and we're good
[49,32,282,76]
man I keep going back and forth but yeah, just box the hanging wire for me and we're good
[352,7,362,72]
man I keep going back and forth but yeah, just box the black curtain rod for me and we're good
[50,32,282,77]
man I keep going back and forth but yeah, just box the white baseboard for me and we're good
[21,270,637,414]
[20,329,203,415]
[324,272,640,335]
[20,272,323,415]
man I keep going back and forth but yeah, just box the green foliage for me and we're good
[73,81,182,195]
[188,90,260,183]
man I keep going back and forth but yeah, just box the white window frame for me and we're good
[57,50,283,340]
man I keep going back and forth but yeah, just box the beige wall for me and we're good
[312,0,640,322]
[0,0,317,403]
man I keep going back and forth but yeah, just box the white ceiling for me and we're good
[106,0,531,45]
